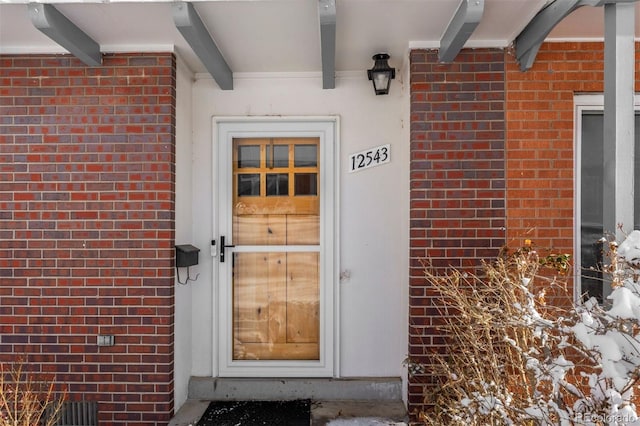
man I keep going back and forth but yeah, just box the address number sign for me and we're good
[348,144,390,173]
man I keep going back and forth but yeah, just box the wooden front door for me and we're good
[231,137,320,361]
[216,118,336,377]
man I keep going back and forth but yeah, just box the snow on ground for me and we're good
[326,418,407,426]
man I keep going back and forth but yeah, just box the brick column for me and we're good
[408,49,506,419]
[0,53,176,425]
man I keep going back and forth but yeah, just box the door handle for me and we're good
[220,235,235,263]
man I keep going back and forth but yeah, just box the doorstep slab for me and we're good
[188,377,403,401]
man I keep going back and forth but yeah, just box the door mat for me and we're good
[196,399,311,426]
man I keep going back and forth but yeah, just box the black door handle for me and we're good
[220,235,235,263]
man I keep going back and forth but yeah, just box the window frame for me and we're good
[574,94,640,302]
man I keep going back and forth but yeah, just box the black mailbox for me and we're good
[175,244,200,268]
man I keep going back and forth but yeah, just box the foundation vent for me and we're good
[45,401,98,426]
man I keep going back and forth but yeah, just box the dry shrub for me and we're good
[0,360,65,426]
[416,236,640,425]
[418,247,579,425]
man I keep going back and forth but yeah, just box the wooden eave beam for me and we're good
[172,1,233,90]
[515,0,583,71]
[28,2,102,66]
[439,0,485,63]
[515,0,637,71]
[318,0,337,89]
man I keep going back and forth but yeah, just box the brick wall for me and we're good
[505,42,606,255]
[504,40,640,312]
[0,53,176,425]
[409,42,640,422]
[408,49,506,418]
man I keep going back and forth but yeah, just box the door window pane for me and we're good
[267,145,289,168]
[294,145,317,167]
[238,145,260,168]
[295,173,317,196]
[266,173,289,196]
[238,174,260,196]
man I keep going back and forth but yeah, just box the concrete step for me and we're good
[188,377,403,401]
[169,400,208,426]
[169,399,408,426]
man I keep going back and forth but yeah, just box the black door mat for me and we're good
[196,400,311,426]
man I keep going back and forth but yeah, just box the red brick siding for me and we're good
[504,42,607,257]
[409,42,640,423]
[505,41,640,307]
[0,53,176,425]
[408,49,506,417]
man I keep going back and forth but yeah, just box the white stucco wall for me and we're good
[176,70,409,399]
[174,56,194,410]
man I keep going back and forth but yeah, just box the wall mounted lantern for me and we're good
[367,53,395,95]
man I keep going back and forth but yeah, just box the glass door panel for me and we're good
[232,137,320,361]
[233,252,319,360]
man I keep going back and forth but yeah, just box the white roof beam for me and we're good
[515,0,637,71]
[172,1,233,90]
[318,0,336,89]
[28,2,102,66]
[439,0,485,63]
[515,0,582,71]
[603,1,635,245]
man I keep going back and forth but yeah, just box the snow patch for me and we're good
[326,419,407,426]
[618,230,640,266]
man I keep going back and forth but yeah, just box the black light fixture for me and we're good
[367,53,395,95]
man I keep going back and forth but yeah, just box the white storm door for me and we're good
[215,117,337,377]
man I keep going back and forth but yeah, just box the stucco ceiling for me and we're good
[1,0,639,76]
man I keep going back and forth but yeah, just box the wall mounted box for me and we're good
[97,334,115,346]
[175,244,200,267]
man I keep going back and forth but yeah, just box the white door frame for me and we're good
[212,116,339,377]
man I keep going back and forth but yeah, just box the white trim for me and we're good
[0,0,285,3]
[212,116,340,378]
[195,70,366,82]
[0,46,70,54]
[101,44,176,53]
[546,37,640,42]
[0,44,176,55]
[232,245,321,253]
[408,39,510,50]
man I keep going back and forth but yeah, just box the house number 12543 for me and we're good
[348,144,390,173]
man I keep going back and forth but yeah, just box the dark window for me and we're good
[580,111,640,303]
[238,174,260,196]
[295,173,317,196]
[266,173,288,196]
